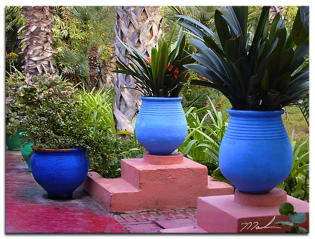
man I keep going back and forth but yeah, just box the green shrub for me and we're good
[5,69,25,136]
[77,87,144,178]
[16,74,89,149]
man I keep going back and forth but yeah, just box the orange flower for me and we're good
[146,58,180,79]
[174,68,180,79]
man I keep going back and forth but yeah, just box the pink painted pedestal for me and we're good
[161,188,309,233]
[83,153,234,212]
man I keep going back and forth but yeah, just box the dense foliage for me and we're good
[5,70,25,136]
[179,97,227,174]
[52,6,116,85]
[178,6,309,110]
[115,32,195,97]
[77,87,144,178]
[16,75,89,149]
[5,6,25,73]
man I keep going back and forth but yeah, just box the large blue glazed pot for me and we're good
[219,109,293,194]
[135,97,187,155]
[31,148,89,199]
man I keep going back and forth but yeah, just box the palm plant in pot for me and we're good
[177,6,309,193]
[16,75,89,199]
[115,32,195,155]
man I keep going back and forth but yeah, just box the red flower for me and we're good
[145,58,179,78]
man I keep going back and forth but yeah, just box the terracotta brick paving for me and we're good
[5,150,197,233]
[111,208,197,233]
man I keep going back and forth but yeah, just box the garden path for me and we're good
[5,151,197,233]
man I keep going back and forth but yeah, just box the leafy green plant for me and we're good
[179,97,228,174]
[77,87,144,178]
[16,75,89,149]
[276,202,308,233]
[278,130,309,201]
[78,87,116,134]
[115,32,195,97]
[177,6,309,110]
[5,68,25,136]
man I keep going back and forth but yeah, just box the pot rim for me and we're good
[31,147,86,153]
[227,108,284,117]
[141,96,182,101]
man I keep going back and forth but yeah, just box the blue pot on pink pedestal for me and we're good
[219,109,293,194]
[135,97,187,155]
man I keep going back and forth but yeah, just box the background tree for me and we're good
[67,6,116,89]
[52,6,116,88]
[114,6,163,132]
[19,6,56,76]
[5,6,25,73]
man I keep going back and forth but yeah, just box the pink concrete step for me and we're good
[84,153,234,212]
[162,189,309,233]
[161,225,206,233]
[206,176,234,195]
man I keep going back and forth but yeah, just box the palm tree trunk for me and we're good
[269,6,285,23]
[88,45,99,89]
[19,6,56,77]
[113,6,163,132]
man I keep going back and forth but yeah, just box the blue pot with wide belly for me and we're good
[219,109,293,194]
[135,97,187,155]
[31,148,89,199]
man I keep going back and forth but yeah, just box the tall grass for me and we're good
[179,97,228,174]
[278,130,309,201]
[78,87,116,134]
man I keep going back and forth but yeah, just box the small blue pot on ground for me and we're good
[219,109,293,194]
[135,97,188,155]
[31,148,89,199]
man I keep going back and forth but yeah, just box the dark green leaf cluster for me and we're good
[178,6,309,110]
[5,69,26,136]
[277,202,308,233]
[16,75,89,149]
[114,32,195,97]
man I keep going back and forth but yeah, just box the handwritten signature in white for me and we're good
[240,216,281,232]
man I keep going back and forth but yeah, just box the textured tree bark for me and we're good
[19,6,56,77]
[88,45,99,90]
[269,6,285,23]
[113,6,163,132]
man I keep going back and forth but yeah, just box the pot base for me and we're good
[161,189,309,233]
[48,193,73,200]
[143,152,183,165]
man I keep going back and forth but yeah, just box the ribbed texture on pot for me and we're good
[135,97,187,155]
[224,109,287,140]
[138,97,185,118]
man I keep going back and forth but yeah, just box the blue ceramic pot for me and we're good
[135,97,187,155]
[31,148,89,199]
[219,109,293,194]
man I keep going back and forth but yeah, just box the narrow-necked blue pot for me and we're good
[31,148,89,199]
[135,97,187,155]
[219,109,293,194]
